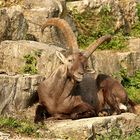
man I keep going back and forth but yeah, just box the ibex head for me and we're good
[56,51,87,81]
[42,18,111,82]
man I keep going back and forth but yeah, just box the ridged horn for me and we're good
[84,35,112,58]
[41,18,79,53]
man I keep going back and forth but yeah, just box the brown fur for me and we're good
[96,74,137,115]
[34,18,111,123]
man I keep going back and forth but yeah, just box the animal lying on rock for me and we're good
[34,18,111,123]
[96,74,137,115]
[78,73,138,116]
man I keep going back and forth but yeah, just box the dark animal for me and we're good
[96,74,137,114]
[34,18,111,123]
[78,73,137,116]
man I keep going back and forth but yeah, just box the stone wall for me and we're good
[0,74,44,115]
[67,0,137,31]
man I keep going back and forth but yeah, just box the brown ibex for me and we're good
[78,73,138,116]
[96,74,137,114]
[34,18,111,123]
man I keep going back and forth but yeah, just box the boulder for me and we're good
[67,0,137,31]
[92,38,140,76]
[0,0,77,48]
[0,40,65,77]
[0,9,11,42]
[0,38,140,77]
[10,11,28,40]
[47,113,140,139]
[0,9,29,42]
[0,74,44,115]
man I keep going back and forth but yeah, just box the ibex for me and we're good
[34,18,111,123]
[78,73,138,116]
[96,74,137,114]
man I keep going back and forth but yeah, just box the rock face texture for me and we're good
[10,11,28,40]
[0,9,11,42]
[0,38,140,77]
[0,0,77,48]
[67,0,137,31]
[0,40,64,77]
[93,38,140,76]
[0,74,44,115]
[47,113,140,140]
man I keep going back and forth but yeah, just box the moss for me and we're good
[71,3,140,50]
[0,117,43,137]
[20,50,42,75]
[72,5,127,50]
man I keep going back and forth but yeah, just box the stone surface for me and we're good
[93,50,140,76]
[0,9,11,42]
[47,113,140,140]
[0,40,65,77]
[67,0,137,31]
[0,38,140,77]
[0,74,44,115]
[0,0,77,48]
[10,11,28,40]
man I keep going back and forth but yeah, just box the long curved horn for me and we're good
[41,18,79,53]
[84,35,112,58]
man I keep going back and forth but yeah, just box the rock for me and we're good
[0,74,44,115]
[47,113,140,140]
[0,8,29,42]
[22,0,77,47]
[0,38,140,77]
[93,50,140,76]
[0,9,11,42]
[10,11,28,40]
[128,37,140,52]
[0,40,65,77]
[67,0,137,31]
[0,131,10,140]
[0,0,77,48]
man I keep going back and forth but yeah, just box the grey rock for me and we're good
[10,11,28,40]
[0,74,44,115]
[0,38,140,77]
[67,0,137,31]
[47,113,140,140]
[0,9,11,42]
[0,40,65,77]
[93,38,140,76]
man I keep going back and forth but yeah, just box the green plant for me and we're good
[0,117,43,137]
[137,3,140,21]
[20,50,42,74]
[22,53,37,74]
[72,5,127,50]
[114,69,140,104]
[129,3,140,37]
[96,127,140,140]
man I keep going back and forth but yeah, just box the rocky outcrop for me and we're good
[47,113,140,140]
[0,0,77,48]
[0,9,28,42]
[0,74,44,115]
[0,38,140,77]
[10,11,28,40]
[92,38,140,76]
[67,0,137,31]
[0,40,65,77]
[0,9,11,42]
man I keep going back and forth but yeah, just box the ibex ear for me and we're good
[56,51,66,64]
